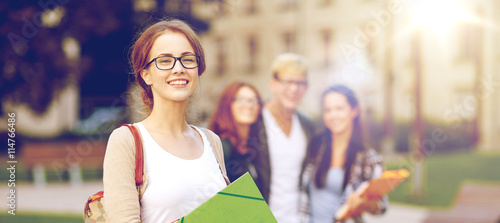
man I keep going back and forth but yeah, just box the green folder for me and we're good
[178,172,277,222]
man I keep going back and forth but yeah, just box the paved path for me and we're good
[365,204,429,223]
[1,182,429,222]
[423,183,500,223]
[1,181,103,214]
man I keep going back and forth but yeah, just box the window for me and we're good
[247,34,258,73]
[318,0,334,7]
[454,91,477,120]
[215,37,226,75]
[283,31,296,53]
[216,0,226,16]
[278,0,297,11]
[321,29,332,67]
[458,7,484,62]
[246,0,257,14]
[164,0,192,14]
[459,23,481,61]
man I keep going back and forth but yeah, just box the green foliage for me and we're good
[0,0,209,116]
[386,151,500,208]
[0,212,82,223]
[0,161,102,182]
[0,0,134,115]
[366,119,475,154]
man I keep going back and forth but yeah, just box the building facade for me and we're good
[192,0,500,150]
[2,0,497,149]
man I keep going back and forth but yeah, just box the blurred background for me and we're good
[1,0,499,222]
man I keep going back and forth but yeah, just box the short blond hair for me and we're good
[271,53,308,78]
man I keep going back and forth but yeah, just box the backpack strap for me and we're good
[120,124,144,186]
[85,124,144,218]
[201,128,230,185]
[120,124,228,186]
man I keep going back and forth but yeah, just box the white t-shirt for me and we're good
[137,123,227,223]
[262,108,307,223]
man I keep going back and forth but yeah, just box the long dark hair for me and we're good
[313,85,366,191]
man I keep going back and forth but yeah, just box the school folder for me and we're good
[335,168,410,221]
[175,172,277,223]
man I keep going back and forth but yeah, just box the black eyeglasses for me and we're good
[274,73,308,88]
[144,55,200,70]
[233,97,259,106]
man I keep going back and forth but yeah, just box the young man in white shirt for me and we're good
[254,53,316,223]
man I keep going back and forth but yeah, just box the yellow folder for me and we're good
[335,168,410,221]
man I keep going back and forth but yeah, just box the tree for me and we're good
[1,0,208,117]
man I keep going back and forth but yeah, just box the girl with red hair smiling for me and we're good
[209,82,263,183]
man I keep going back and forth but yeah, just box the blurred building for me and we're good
[192,0,500,150]
[386,0,500,150]
[1,0,498,150]
[193,0,387,118]
[1,84,79,137]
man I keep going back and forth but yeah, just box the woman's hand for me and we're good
[345,192,380,216]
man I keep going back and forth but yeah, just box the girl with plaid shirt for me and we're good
[299,85,387,223]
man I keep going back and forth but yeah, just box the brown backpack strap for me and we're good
[200,128,230,185]
[121,124,144,186]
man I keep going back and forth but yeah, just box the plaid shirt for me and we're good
[299,147,387,223]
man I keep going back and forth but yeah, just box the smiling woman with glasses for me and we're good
[209,82,263,183]
[102,19,229,223]
[209,82,262,185]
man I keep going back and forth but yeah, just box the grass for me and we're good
[0,161,102,183]
[0,212,83,223]
[386,150,500,208]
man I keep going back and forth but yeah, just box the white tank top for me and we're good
[136,123,227,223]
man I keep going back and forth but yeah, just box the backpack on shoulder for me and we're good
[84,124,144,223]
[83,124,229,222]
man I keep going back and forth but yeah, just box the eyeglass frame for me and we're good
[233,97,260,106]
[273,73,308,88]
[143,55,201,70]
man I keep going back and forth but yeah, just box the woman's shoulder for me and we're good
[110,125,135,137]
[360,146,384,164]
[363,146,382,156]
[108,125,138,143]
[308,131,329,147]
[296,112,317,132]
[106,125,137,154]
[192,125,220,140]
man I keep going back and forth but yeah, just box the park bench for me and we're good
[20,139,107,186]
[424,182,500,223]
